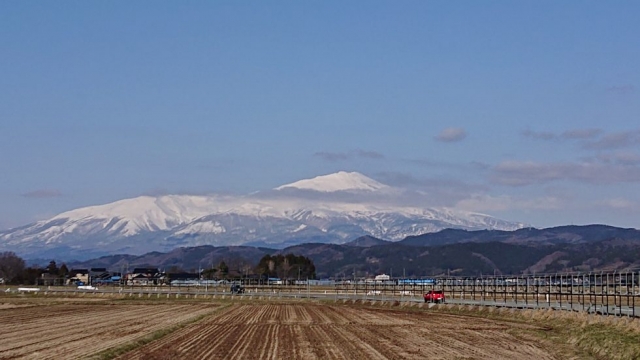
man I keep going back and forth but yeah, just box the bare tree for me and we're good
[46,260,58,275]
[280,257,291,282]
[0,252,26,283]
[59,263,69,278]
[241,263,253,278]
[217,261,229,279]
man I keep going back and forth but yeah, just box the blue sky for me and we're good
[1,1,639,229]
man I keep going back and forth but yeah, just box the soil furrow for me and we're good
[1,301,567,359]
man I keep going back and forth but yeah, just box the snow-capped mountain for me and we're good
[274,171,389,192]
[0,172,527,259]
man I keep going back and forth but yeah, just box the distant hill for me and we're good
[67,229,640,278]
[399,225,640,247]
[69,245,276,272]
[344,235,389,247]
[283,238,640,278]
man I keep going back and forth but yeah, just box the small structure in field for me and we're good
[67,269,89,285]
[128,268,164,285]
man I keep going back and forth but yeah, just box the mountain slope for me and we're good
[399,225,640,247]
[67,229,640,277]
[70,245,275,272]
[344,235,389,247]
[0,171,527,259]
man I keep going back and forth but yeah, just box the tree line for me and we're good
[0,251,316,284]
[255,254,316,280]
[0,252,71,285]
[170,254,316,281]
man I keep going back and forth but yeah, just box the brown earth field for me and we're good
[119,303,572,360]
[1,297,639,360]
[0,302,217,360]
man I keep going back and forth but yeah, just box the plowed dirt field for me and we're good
[120,303,561,360]
[0,303,216,359]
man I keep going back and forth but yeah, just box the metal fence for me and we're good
[334,271,640,317]
[6,270,640,317]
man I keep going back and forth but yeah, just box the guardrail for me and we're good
[4,270,639,317]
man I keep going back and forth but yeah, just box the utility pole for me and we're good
[353,267,356,295]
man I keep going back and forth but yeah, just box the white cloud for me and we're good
[455,194,563,212]
[434,127,467,142]
[598,198,635,210]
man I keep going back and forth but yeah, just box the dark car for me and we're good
[230,284,245,294]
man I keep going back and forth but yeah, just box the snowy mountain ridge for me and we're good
[0,171,527,259]
[275,171,389,192]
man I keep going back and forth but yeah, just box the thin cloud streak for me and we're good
[490,160,640,186]
[593,152,640,166]
[561,128,603,140]
[521,128,640,151]
[522,128,603,141]
[313,151,349,162]
[598,198,635,210]
[376,171,487,191]
[353,149,385,159]
[455,194,564,212]
[522,129,556,140]
[582,130,640,150]
[374,171,489,208]
[435,127,467,142]
[607,84,635,95]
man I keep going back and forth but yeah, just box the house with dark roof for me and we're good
[131,268,160,276]
[89,268,111,283]
[40,271,62,286]
[127,268,163,285]
[166,272,200,286]
[167,272,199,281]
[67,269,89,285]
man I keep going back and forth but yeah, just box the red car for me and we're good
[423,290,445,303]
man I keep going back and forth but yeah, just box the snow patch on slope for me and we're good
[174,221,226,235]
[50,195,220,236]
